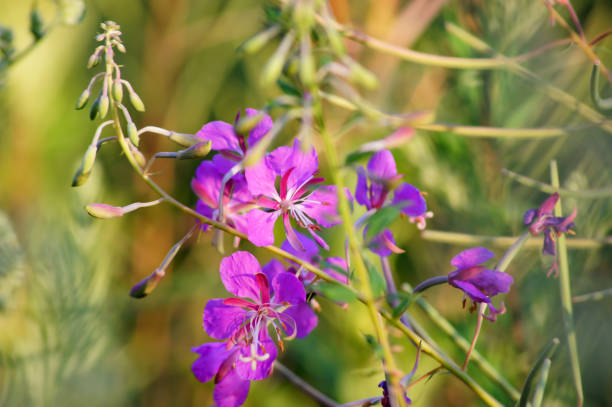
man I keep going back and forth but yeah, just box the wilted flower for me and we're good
[354,150,428,256]
[245,140,339,250]
[448,247,513,321]
[523,193,577,276]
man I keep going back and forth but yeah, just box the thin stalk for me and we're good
[531,359,552,407]
[573,287,612,303]
[502,168,612,199]
[274,361,338,407]
[549,160,583,407]
[445,22,612,136]
[463,311,484,371]
[421,230,611,249]
[380,256,413,331]
[318,123,405,407]
[339,396,382,407]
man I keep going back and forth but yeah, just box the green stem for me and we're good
[531,359,552,407]
[573,287,612,303]
[274,362,338,407]
[550,160,583,407]
[502,168,612,199]
[421,230,611,249]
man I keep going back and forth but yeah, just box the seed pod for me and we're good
[128,89,145,112]
[98,95,110,118]
[112,80,123,103]
[127,122,139,146]
[75,89,90,110]
[86,203,124,219]
[89,95,101,120]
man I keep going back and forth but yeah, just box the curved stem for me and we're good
[413,276,448,294]
[502,168,612,199]
[274,362,338,407]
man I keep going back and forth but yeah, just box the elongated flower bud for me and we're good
[72,144,98,187]
[116,42,126,53]
[239,25,281,55]
[30,8,45,41]
[347,59,378,89]
[261,32,295,87]
[129,143,147,167]
[86,203,124,218]
[98,95,110,118]
[176,141,212,159]
[75,89,90,110]
[130,270,165,298]
[127,122,139,146]
[87,53,100,69]
[112,80,123,103]
[168,132,200,147]
[235,111,266,135]
[89,95,101,120]
[128,88,145,112]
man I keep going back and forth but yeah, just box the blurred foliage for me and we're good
[0,0,611,406]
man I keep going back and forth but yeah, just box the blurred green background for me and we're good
[1,0,611,406]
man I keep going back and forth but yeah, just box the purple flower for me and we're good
[203,251,317,369]
[191,160,254,234]
[354,150,428,256]
[196,108,273,171]
[378,380,411,406]
[448,247,513,321]
[245,140,339,250]
[523,193,577,276]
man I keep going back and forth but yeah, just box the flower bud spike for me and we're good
[75,89,90,110]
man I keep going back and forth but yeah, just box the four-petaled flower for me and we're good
[448,247,513,321]
[245,140,339,250]
[355,150,428,256]
[523,193,577,277]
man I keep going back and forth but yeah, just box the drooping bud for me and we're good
[98,95,110,118]
[234,111,266,135]
[89,95,101,120]
[115,42,126,53]
[347,59,378,89]
[261,32,295,87]
[127,122,139,146]
[75,89,90,110]
[85,203,124,218]
[112,80,123,103]
[87,53,100,69]
[128,88,145,112]
[299,37,316,87]
[72,144,98,187]
[29,8,45,41]
[176,141,212,160]
[292,0,315,32]
[129,143,147,168]
[239,25,281,55]
[129,270,165,298]
[168,132,201,147]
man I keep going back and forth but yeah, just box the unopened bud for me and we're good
[75,89,90,110]
[176,141,212,159]
[129,270,165,298]
[89,95,100,120]
[347,60,378,89]
[129,143,147,167]
[235,111,266,135]
[112,80,123,103]
[86,203,124,218]
[299,47,316,87]
[239,25,281,55]
[128,89,145,112]
[261,32,295,87]
[87,53,100,69]
[72,144,98,187]
[98,95,109,118]
[116,42,126,53]
[293,0,314,32]
[30,8,45,41]
[127,122,139,146]
[168,132,201,147]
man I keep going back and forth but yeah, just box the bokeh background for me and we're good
[1,0,611,406]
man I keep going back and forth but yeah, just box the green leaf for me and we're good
[276,78,301,97]
[365,206,400,240]
[30,8,45,41]
[364,259,386,298]
[344,150,372,166]
[363,334,383,358]
[517,337,560,407]
[313,281,357,303]
[391,293,413,319]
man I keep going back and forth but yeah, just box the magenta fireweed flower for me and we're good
[245,140,339,250]
[523,193,577,276]
[355,150,428,256]
[191,160,254,234]
[201,251,317,375]
[196,108,273,173]
[448,247,513,321]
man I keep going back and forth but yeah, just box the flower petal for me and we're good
[367,150,398,180]
[365,228,397,257]
[196,120,240,153]
[235,333,277,380]
[245,157,279,198]
[272,271,306,304]
[203,298,248,340]
[246,209,280,247]
[281,231,321,265]
[245,108,274,148]
[355,166,370,208]
[213,368,251,407]
[392,183,426,217]
[450,247,494,269]
[470,269,514,297]
[219,251,262,300]
[301,185,340,227]
[262,259,286,293]
[323,257,349,284]
[450,279,490,304]
[269,140,318,191]
[282,302,318,338]
[191,342,233,383]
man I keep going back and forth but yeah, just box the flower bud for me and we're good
[87,53,100,69]
[116,42,126,53]
[176,141,212,159]
[71,145,98,187]
[347,60,378,89]
[239,25,281,55]
[128,89,145,112]
[129,143,147,167]
[127,122,139,146]
[292,0,314,32]
[235,111,266,135]
[112,80,123,103]
[98,95,110,119]
[29,8,45,41]
[168,132,201,147]
[89,95,100,120]
[85,203,124,218]
[129,270,165,298]
[261,32,295,87]
[75,89,90,110]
